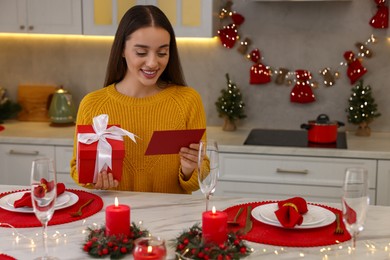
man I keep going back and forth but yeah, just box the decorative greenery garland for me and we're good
[172,224,252,260]
[82,222,149,259]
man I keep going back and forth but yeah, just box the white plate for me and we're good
[0,191,79,213]
[252,203,336,229]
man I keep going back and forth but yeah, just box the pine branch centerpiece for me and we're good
[215,74,246,131]
[346,80,381,136]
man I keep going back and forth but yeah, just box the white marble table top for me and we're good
[1,185,390,259]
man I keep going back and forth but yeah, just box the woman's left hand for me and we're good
[179,143,200,180]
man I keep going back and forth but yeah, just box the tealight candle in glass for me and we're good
[133,236,167,260]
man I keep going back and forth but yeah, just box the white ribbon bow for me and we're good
[77,114,137,183]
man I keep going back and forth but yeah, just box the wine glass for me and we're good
[341,167,370,249]
[198,139,219,211]
[31,158,58,260]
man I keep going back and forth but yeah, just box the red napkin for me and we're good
[14,183,66,208]
[274,197,308,228]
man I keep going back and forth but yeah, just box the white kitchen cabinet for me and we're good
[55,146,78,188]
[0,143,76,187]
[0,0,82,34]
[377,160,390,206]
[82,0,220,37]
[0,143,55,185]
[215,153,377,204]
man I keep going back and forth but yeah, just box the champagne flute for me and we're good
[198,139,219,212]
[341,167,370,249]
[31,158,58,260]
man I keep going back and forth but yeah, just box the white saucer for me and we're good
[0,191,79,213]
[252,203,336,229]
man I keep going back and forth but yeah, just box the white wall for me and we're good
[0,0,389,132]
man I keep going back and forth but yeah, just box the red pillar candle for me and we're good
[133,236,167,260]
[202,206,228,244]
[105,197,130,237]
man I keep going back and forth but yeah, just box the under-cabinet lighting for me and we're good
[0,33,218,43]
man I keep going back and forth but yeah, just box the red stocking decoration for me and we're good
[249,49,271,85]
[290,70,316,103]
[344,51,367,85]
[370,0,389,29]
[218,24,238,49]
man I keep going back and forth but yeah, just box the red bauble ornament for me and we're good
[218,24,238,49]
[290,70,316,103]
[344,51,367,84]
[370,0,389,28]
[231,12,245,26]
[248,49,271,85]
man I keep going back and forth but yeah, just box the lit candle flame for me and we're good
[212,206,216,214]
[114,197,118,207]
[147,245,152,254]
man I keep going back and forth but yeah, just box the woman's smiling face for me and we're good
[123,26,170,88]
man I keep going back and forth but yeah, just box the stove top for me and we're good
[244,129,347,149]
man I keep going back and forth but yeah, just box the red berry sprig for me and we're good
[82,222,149,258]
[172,224,252,259]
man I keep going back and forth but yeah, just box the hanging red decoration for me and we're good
[248,49,271,85]
[231,12,245,26]
[343,51,367,85]
[369,0,389,28]
[218,23,239,49]
[290,70,316,103]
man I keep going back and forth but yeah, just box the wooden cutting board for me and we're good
[17,84,58,122]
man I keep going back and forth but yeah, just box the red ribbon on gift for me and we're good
[77,114,138,183]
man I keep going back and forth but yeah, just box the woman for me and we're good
[70,5,206,194]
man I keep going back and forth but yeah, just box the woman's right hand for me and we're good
[94,170,119,190]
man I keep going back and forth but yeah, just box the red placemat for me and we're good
[0,254,16,260]
[224,201,351,247]
[0,189,103,228]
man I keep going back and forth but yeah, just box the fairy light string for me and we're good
[217,1,381,92]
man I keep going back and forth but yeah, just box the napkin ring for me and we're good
[283,202,298,212]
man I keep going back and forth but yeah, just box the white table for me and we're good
[1,185,390,259]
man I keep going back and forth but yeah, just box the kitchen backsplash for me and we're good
[0,0,389,132]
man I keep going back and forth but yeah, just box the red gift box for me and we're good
[77,125,125,184]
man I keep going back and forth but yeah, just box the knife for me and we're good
[242,205,253,235]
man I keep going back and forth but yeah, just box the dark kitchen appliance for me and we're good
[244,129,347,149]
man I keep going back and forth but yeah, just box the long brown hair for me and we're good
[104,5,186,88]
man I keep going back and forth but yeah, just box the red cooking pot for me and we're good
[300,114,345,143]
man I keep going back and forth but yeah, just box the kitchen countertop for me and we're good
[1,184,390,259]
[1,121,390,160]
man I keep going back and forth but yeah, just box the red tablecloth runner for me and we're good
[224,201,351,247]
[0,189,103,228]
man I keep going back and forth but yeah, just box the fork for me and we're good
[334,213,344,234]
[69,199,94,217]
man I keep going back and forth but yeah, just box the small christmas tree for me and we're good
[215,73,246,131]
[346,80,381,136]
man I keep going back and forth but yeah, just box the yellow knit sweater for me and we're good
[70,84,206,194]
